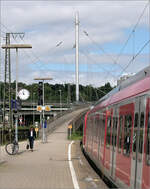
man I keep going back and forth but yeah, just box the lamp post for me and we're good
[59,90,62,115]
[34,77,52,143]
[32,92,35,126]
[2,44,32,143]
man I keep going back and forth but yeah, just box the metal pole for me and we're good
[70,128,71,139]
[42,80,45,143]
[60,91,62,116]
[8,34,12,129]
[33,93,35,125]
[15,48,18,142]
[149,1,150,66]
[59,90,62,115]
[16,48,18,100]
[75,12,79,102]
[59,90,61,114]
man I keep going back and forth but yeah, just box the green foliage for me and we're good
[0,81,113,103]
[69,132,83,140]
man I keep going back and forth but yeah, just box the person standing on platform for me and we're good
[28,127,36,152]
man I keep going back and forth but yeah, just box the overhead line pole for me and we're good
[2,41,32,143]
[75,12,79,102]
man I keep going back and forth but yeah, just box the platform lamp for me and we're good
[34,77,53,143]
[2,44,32,143]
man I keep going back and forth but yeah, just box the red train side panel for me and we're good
[142,98,150,189]
[115,103,134,186]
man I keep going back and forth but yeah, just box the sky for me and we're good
[0,0,150,87]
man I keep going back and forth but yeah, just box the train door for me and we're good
[100,110,106,163]
[104,109,113,170]
[131,95,146,189]
[88,116,93,153]
[115,102,134,187]
[142,97,150,189]
[111,106,118,178]
[91,115,95,156]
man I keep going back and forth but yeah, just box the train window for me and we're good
[101,113,105,146]
[97,115,101,156]
[118,116,123,153]
[99,113,103,147]
[138,112,144,155]
[112,117,118,147]
[106,117,111,148]
[86,117,89,139]
[123,115,132,156]
[133,113,138,153]
[95,117,99,145]
[146,112,150,165]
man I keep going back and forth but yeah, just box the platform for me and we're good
[0,109,107,189]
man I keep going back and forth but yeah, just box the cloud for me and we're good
[0,1,149,88]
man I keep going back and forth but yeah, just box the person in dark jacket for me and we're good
[28,127,36,151]
[125,132,130,155]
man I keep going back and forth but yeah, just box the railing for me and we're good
[40,104,89,138]
[0,103,90,144]
[0,129,29,145]
[67,108,89,139]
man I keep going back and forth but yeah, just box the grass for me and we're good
[68,132,83,140]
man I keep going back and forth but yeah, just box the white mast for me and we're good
[75,12,79,102]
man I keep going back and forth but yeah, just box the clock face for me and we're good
[18,89,30,100]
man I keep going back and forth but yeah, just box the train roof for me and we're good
[91,66,150,112]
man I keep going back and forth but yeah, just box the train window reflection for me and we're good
[133,113,138,153]
[112,117,118,148]
[138,112,144,155]
[106,117,111,148]
[118,116,123,153]
[146,112,150,165]
[123,115,132,156]
[101,113,105,146]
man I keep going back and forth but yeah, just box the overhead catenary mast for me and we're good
[75,12,79,102]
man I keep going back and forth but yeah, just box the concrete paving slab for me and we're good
[0,109,85,189]
[0,108,107,189]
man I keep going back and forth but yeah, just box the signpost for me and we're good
[34,78,52,143]
[37,105,51,112]
[45,105,51,111]
[36,104,51,143]
[68,124,72,139]
[37,106,42,112]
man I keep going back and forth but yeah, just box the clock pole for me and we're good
[15,48,18,142]
[2,42,32,143]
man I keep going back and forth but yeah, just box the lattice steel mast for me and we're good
[3,33,12,131]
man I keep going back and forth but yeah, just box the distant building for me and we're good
[117,73,135,86]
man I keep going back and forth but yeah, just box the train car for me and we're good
[83,66,150,189]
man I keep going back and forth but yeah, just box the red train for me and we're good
[83,66,150,189]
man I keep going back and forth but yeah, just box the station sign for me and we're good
[68,125,72,129]
[37,106,42,112]
[45,105,51,111]
[37,105,51,112]
[11,99,22,110]
[35,127,39,132]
